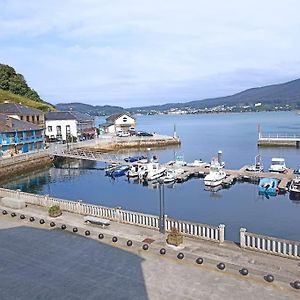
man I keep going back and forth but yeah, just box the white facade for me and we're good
[103,113,135,133]
[45,119,78,141]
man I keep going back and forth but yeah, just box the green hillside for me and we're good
[0,89,55,112]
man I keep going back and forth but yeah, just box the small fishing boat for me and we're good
[204,160,226,187]
[127,163,147,178]
[124,155,146,163]
[186,159,208,167]
[162,169,185,183]
[109,165,129,177]
[289,177,300,194]
[246,154,263,172]
[138,162,166,181]
[269,158,287,173]
[258,177,279,196]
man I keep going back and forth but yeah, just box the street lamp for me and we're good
[158,178,166,234]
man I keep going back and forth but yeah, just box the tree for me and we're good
[0,63,42,101]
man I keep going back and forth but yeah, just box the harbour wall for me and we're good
[0,150,52,178]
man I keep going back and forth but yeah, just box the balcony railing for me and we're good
[1,136,44,145]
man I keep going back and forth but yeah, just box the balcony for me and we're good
[1,136,45,145]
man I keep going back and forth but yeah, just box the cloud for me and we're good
[1,0,300,106]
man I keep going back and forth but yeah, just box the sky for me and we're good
[1,0,300,107]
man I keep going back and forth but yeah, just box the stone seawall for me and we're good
[0,151,52,178]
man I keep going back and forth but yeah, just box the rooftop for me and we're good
[0,113,41,132]
[106,112,135,122]
[0,102,43,115]
[45,111,77,121]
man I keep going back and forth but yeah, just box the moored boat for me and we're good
[269,158,287,173]
[110,165,129,177]
[258,177,279,196]
[289,177,300,194]
[204,160,226,187]
[138,162,166,181]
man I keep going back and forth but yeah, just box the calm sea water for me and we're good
[3,111,300,242]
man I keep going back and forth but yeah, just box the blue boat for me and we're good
[124,156,146,163]
[258,178,279,196]
[111,165,129,177]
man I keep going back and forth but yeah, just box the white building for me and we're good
[101,112,136,134]
[45,112,77,142]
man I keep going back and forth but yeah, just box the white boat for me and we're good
[269,158,287,173]
[163,168,185,183]
[289,177,300,194]
[138,163,166,181]
[127,163,147,178]
[204,160,226,187]
[186,159,208,167]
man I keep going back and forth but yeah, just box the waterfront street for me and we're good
[0,204,299,299]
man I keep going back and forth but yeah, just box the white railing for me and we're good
[165,217,224,243]
[0,187,223,243]
[240,228,300,259]
[259,133,300,140]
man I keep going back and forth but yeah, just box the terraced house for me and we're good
[0,113,44,156]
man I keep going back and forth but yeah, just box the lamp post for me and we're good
[158,178,166,234]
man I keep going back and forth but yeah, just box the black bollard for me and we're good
[61,224,66,230]
[2,210,7,215]
[142,244,149,250]
[29,217,35,222]
[177,252,184,260]
[112,236,118,243]
[11,212,16,217]
[160,248,166,255]
[85,230,90,236]
[39,219,45,224]
[73,227,78,233]
[293,281,300,289]
[240,268,249,276]
[98,233,104,239]
[127,240,133,246]
[265,274,274,283]
[196,257,204,265]
[20,214,25,220]
[217,263,225,270]
[50,222,55,227]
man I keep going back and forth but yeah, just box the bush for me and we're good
[48,205,62,218]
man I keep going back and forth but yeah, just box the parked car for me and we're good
[137,131,153,137]
[117,131,130,137]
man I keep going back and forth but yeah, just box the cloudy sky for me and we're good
[1,0,300,107]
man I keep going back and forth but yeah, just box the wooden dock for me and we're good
[167,164,296,192]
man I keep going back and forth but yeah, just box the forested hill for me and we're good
[129,78,300,112]
[0,64,55,111]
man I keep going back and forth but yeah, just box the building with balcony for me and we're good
[0,102,45,127]
[45,112,77,142]
[0,113,44,156]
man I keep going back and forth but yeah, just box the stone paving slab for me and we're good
[0,204,300,299]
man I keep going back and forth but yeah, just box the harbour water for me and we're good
[2,111,300,242]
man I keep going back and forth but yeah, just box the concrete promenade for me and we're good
[0,204,299,299]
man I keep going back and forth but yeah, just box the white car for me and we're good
[117,131,130,137]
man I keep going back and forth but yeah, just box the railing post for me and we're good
[115,207,122,222]
[240,228,247,248]
[219,224,225,243]
[16,189,21,199]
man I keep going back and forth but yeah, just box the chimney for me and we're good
[6,116,13,128]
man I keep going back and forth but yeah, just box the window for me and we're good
[20,116,23,120]
[48,126,52,132]
[123,117,128,122]
[37,115,40,122]
[26,116,30,122]
[56,125,62,134]
[66,125,71,134]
